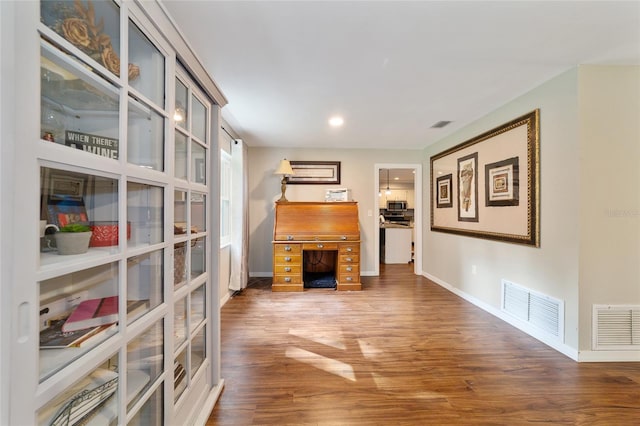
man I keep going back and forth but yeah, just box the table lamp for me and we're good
[274,158,294,202]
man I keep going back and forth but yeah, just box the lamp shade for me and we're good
[274,159,294,175]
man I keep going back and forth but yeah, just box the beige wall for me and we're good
[578,66,640,350]
[422,68,582,350]
[422,65,640,356]
[247,147,421,275]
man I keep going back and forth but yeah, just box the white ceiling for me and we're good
[162,1,640,150]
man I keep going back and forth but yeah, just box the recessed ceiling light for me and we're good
[329,116,344,127]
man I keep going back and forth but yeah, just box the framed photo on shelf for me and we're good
[287,161,341,184]
[50,174,85,198]
[436,174,453,208]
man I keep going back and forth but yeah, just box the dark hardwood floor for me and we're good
[207,264,640,425]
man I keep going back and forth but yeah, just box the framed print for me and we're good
[430,109,540,247]
[50,175,85,198]
[457,153,478,222]
[485,157,519,206]
[436,174,453,208]
[287,161,341,185]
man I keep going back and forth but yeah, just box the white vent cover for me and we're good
[592,305,640,350]
[502,279,564,340]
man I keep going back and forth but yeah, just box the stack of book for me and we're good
[174,362,186,390]
[40,297,149,349]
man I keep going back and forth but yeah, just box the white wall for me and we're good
[247,147,421,276]
[578,66,640,353]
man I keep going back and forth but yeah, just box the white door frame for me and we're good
[373,163,422,276]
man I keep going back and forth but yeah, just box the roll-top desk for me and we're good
[273,201,361,291]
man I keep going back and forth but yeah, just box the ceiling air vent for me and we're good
[431,121,452,129]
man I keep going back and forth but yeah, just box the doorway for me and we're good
[374,164,422,276]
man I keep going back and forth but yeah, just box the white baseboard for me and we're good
[220,291,231,308]
[194,380,225,426]
[424,272,579,361]
[250,272,272,277]
[578,350,640,362]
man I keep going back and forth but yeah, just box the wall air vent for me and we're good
[431,120,452,128]
[501,279,564,340]
[592,305,640,350]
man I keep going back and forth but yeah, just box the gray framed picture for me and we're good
[485,157,519,207]
[436,174,453,208]
[287,161,341,185]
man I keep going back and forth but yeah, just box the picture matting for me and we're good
[430,110,540,247]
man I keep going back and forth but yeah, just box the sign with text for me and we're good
[65,131,119,159]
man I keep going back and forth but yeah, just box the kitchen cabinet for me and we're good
[383,226,413,264]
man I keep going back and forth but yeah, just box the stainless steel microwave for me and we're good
[387,200,407,211]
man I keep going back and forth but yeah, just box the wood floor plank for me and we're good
[207,264,640,425]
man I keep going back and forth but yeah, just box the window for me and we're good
[220,150,231,247]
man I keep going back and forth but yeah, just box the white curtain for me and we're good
[228,139,249,291]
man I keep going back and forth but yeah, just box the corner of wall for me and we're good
[577,65,640,353]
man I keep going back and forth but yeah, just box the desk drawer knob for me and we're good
[346,266,352,272]
[346,257,352,262]
[317,244,324,248]
[284,257,291,262]
[287,235,294,241]
[341,236,347,240]
[346,247,353,252]
[285,246,292,251]
[346,277,353,281]
[284,267,291,272]
[285,277,291,283]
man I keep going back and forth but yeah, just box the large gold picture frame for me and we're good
[430,110,540,247]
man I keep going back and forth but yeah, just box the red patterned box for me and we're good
[89,221,131,247]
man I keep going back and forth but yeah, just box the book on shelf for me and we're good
[62,296,118,332]
[174,361,186,390]
[70,323,117,348]
[40,319,115,349]
[126,299,150,322]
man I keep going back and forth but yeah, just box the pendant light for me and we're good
[385,169,392,195]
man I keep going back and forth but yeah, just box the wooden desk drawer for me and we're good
[274,254,301,264]
[339,254,359,264]
[302,242,338,251]
[274,264,301,274]
[275,234,359,242]
[274,244,301,254]
[273,274,302,284]
[339,243,360,254]
[337,273,359,283]
[339,264,359,275]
